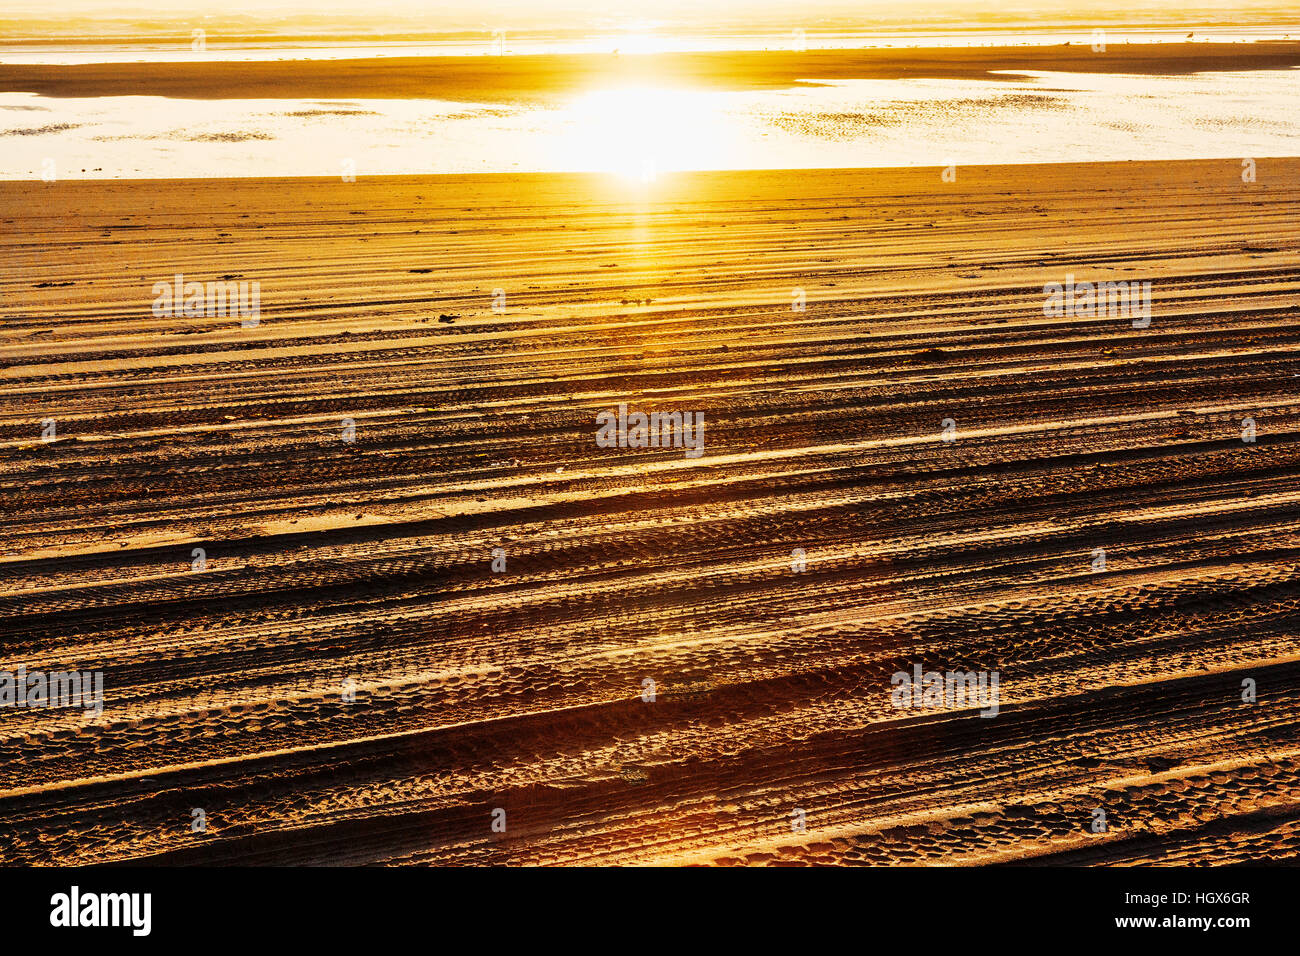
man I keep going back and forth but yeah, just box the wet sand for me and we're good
[1,159,1299,864]
[2,41,1300,101]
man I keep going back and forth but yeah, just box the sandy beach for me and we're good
[4,41,1300,101]
[2,158,1298,865]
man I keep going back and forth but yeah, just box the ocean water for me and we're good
[2,66,1297,180]
[1,27,1296,63]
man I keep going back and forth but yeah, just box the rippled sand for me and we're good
[1,159,1299,864]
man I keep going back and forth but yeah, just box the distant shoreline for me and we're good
[3,41,1298,102]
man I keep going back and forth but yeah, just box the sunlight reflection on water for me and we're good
[2,69,1297,179]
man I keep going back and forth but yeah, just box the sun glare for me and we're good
[558,85,729,183]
